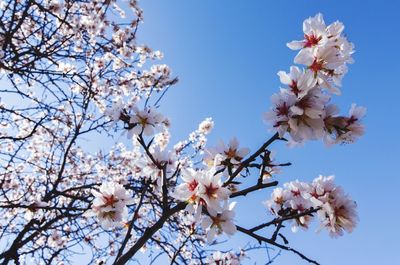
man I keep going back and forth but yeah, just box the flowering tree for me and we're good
[0,1,365,264]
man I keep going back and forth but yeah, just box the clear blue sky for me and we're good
[136,0,400,264]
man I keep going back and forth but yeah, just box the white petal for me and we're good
[221,221,237,235]
[277,71,292,85]
[287,40,304,50]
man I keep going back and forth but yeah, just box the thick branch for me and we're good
[114,202,186,265]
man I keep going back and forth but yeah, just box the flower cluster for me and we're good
[174,168,230,213]
[85,182,134,229]
[201,202,237,243]
[264,175,358,237]
[204,137,250,170]
[105,105,170,138]
[48,231,67,249]
[204,250,245,265]
[173,168,236,241]
[265,13,366,145]
[173,117,215,154]
[127,107,169,137]
[141,147,178,186]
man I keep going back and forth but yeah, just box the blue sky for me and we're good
[136,0,400,264]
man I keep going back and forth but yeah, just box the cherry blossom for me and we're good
[205,137,250,169]
[337,104,366,144]
[324,104,366,145]
[48,231,67,249]
[205,250,244,265]
[201,202,237,243]
[278,66,316,98]
[198,117,214,135]
[265,13,364,145]
[287,13,329,50]
[128,107,167,137]
[318,189,358,237]
[265,175,358,237]
[85,182,134,229]
[198,169,231,212]
[264,92,296,137]
[173,168,202,205]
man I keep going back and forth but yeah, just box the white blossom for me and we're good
[201,202,237,243]
[85,182,134,229]
[265,175,358,237]
[205,137,250,169]
[128,107,166,137]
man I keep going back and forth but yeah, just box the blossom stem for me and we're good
[236,225,320,265]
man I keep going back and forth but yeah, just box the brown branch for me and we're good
[114,181,151,262]
[236,225,320,265]
[230,181,278,198]
[249,207,320,233]
[113,202,186,265]
[224,132,281,186]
